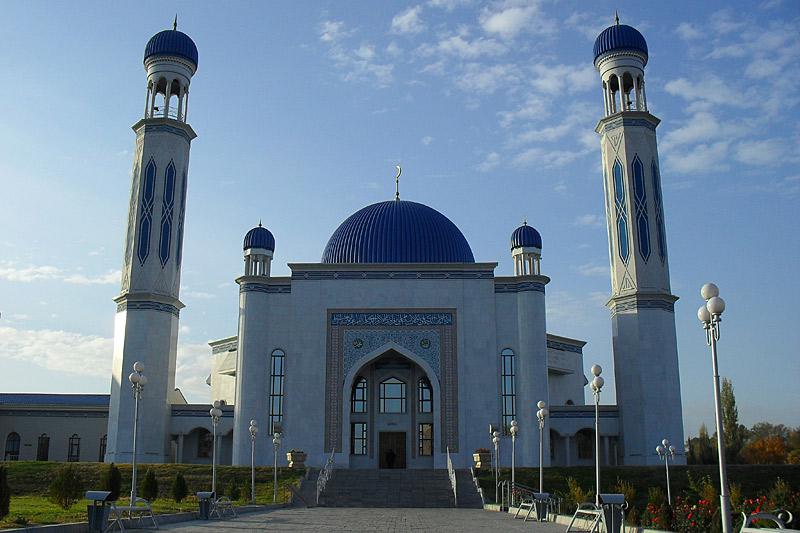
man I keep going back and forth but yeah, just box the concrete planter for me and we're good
[473,452,492,469]
[287,451,307,469]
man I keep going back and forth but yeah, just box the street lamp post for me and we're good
[536,401,549,494]
[590,364,604,507]
[209,401,222,495]
[509,420,518,506]
[656,439,676,505]
[698,282,732,533]
[128,362,147,506]
[248,420,258,503]
[492,430,500,506]
[272,431,282,503]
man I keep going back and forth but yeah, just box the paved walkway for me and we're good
[160,507,566,532]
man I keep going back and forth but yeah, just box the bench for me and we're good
[740,510,797,532]
[210,496,237,519]
[566,494,627,533]
[106,497,158,531]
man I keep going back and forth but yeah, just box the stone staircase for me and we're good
[314,469,483,508]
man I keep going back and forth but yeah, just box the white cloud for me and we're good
[421,136,434,146]
[529,63,596,95]
[664,141,730,175]
[391,6,426,35]
[0,326,112,378]
[512,146,589,168]
[420,33,507,59]
[477,152,500,172]
[319,20,349,43]
[0,262,120,285]
[428,0,471,10]
[675,22,702,41]
[456,63,519,94]
[565,12,607,41]
[498,94,548,128]
[664,75,747,109]
[386,41,403,57]
[574,214,603,227]
[577,263,609,277]
[734,139,790,166]
[480,1,543,39]
[175,342,213,401]
[709,10,746,35]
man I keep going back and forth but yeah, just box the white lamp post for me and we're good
[272,431,281,503]
[509,420,518,506]
[209,400,223,495]
[248,420,258,503]
[656,439,676,505]
[698,282,732,533]
[536,401,549,494]
[590,364,604,507]
[128,362,147,506]
[492,430,500,505]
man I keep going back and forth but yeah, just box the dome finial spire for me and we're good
[614,10,619,25]
[258,219,262,227]
[395,165,402,201]
[173,14,178,31]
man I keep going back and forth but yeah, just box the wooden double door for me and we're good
[379,431,406,469]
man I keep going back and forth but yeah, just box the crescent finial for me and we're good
[395,165,402,201]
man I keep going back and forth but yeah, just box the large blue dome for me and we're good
[144,29,198,68]
[321,200,475,264]
[243,224,275,252]
[510,223,542,250]
[593,23,648,65]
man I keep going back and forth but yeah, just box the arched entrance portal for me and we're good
[341,346,441,469]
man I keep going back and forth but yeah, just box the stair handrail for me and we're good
[315,447,336,505]
[446,446,458,507]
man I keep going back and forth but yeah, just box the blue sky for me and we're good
[0,0,798,438]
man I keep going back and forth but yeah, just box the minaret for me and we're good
[509,222,550,467]
[594,18,685,465]
[232,224,275,465]
[105,24,198,463]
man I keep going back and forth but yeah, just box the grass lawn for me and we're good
[0,461,304,529]
[475,464,800,509]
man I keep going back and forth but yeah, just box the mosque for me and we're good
[1,19,685,469]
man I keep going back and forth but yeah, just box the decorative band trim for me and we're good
[609,296,675,316]
[331,312,453,326]
[117,300,180,317]
[139,124,193,142]
[292,270,493,281]
[601,118,657,133]
[494,281,546,293]
[240,282,291,294]
[547,340,583,354]
[211,340,238,354]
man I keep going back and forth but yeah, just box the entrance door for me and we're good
[379,432,406,469]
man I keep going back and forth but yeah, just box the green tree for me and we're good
[227,479,241,501]
[687,424,715,464]
[721,378,746,462]
[172,472,188,503]
[0,466,10,520]
[48,465,83,510]
[140,469,159,502]
[101,463,122,501]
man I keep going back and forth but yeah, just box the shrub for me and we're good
[565,477,592,512]
[172,472,188,503]
[48,465,83,510]
[140,469,158,502]
[227,480,241,501]
[101,463,122,501]
[0,466,10,520]
[243,479,252,502]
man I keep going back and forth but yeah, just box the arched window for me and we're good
[379,377,406,413]
[632,155,651,262]
[269,349,286,433]
[500,349,516,434]
[196,428,212,458]
[418,377,432,413]
[612,159,630,264]
[37,433,50,461]
[99,434,108,462]
[68,434,81,462]
[158,161,177,266]
[577,429,594,460]
[351,377,368,413]
[651,160,667,263]
[137,158,157,265]
[4,432,20,461]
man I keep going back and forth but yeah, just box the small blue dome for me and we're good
[243,224,275,252]
[322,200,475,264]
[510,223,542,250]
[144,29,198,68]
[593,23,648,65]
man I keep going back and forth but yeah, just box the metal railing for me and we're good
[446,446,457,507]
[315,447,335,505]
